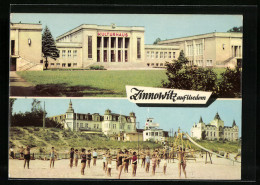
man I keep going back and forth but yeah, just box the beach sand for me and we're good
[9,155,241,180]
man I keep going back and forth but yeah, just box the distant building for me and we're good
[10,23,43,71]
[49,100,137,136]
[158,32,242,68]
[190,113,239,141]
[143,118,168,142]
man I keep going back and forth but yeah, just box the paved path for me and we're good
[9,71,35,97]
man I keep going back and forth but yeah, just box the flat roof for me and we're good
[10,22,42,30]
[158,32,243,44]
[56,24,145,40]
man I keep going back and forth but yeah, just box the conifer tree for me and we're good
[42,26,59,69]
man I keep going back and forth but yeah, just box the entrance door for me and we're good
[10,58,16,71]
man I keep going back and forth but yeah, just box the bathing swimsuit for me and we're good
[87,153,91,160]
[117,156,123,166]
[24,154,30,160]
[50,151,55,159]
[70,151,74,158]
[81,154,86,163]
[93,152,97,158]
[132,156,137,165]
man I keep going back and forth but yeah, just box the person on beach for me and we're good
[93,148,98,166]
[74,149,79,167]
[102,153,106,171]
[80,148,86,175]
[177,147,187,178]
[50,147,57,168]
[69,148,74,168]
[141,151,146,168]
[105,149,112,172]
[107,155,112,177]
[23,146,30,169]
[86,150,91,168]
[19,146,24,159]
[124,150,130,173]
[10,147,15,159]
[132,151,137,177]
[151,154,157,175]
[145,153,150,173]
[117,150,124,179]
[162,154,167,174]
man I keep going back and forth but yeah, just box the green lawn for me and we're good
[17,68,226,97]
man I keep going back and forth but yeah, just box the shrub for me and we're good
[89,65,106,70]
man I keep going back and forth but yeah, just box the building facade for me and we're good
[158,32,243,68]
[143,118,168,142]
[10,23,43,71]
[190,113,239,141]
[49,100,137,136]
[47,24,179,69]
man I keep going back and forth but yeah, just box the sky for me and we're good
[10,14,243,44]
[12,98,242,137]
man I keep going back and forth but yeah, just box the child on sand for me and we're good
[93,148,98,166]
[50,147,57,168]
[162,155,167,174]
[117,150,124,179]
[107,156,112,177]
[69,148,74,168]
[19,146,24,159]
[151,154,157,175]
[80,148,86,175]
[145,153,150,173]
[74,149,79,167]
[124,150,130,173]
[86,150,91,168]
[132,152,137,177]
[102,154,106,171]
[23,146,30,169]
[177,147,187,178]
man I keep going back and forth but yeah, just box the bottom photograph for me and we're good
[9,98,241,180]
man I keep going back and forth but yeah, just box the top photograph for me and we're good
[9,14,242,98]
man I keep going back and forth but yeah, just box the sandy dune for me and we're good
[9,155,241,180]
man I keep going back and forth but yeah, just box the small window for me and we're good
[88,36,92,58]
[62,50,66,58]
[156,52,159,58]
[50,63,54,66]
[73,63,77,66]
[62,63,66,67]
[164,52,167,58]
[151,51,154,59]
[56,63,60,66]
[160,52,163,58]
[68,63,71,67]
[68,50,71,57]
[137,38,141,59]
[173,52,176,58]
[169,52,171,58]
[146,51,150,58]
[73,50,77,58]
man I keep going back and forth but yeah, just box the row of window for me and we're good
[77,122,100,129]
[145,132,163,136]
[147,63,166,67]
[146,51,176,59]
[187,43,203,56]
[61,50,78,58]
[50,63,77,67]
[188,59,213,67]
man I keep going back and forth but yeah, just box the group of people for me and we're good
[11,146,189,178]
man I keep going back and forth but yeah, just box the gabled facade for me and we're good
[190,113,239,141]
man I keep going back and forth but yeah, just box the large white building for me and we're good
[190,113,239,141]
[49,100,137,136]
[143,118,168,142]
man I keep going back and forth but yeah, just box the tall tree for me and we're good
[42,26,59,70]
[216,66,242,98]
[162,50,218,93]
[153,38,161,44]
